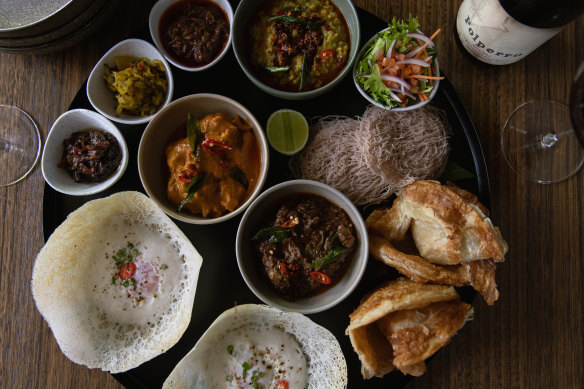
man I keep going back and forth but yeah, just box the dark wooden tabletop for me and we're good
[1,1,582,388]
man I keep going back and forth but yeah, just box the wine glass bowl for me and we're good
[502,100,584,184]
[0,104,41,187]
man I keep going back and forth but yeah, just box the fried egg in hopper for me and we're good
[31,191,203,373]
[163,304,347,389]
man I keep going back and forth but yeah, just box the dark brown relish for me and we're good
[59,129,122,183]
[159,0,230,67]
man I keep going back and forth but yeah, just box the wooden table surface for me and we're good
[1,0,582,388]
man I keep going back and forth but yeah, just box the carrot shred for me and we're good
[429,28,441,41]
[409,75,445,80]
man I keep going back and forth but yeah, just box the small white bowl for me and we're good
[41,109,128,196]
[149,0,233,72]
[236,179,369,314]
[138,93,269,225]
[353,27,440,111]
[86,38,174,125]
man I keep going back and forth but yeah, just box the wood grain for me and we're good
[0,1,582,388]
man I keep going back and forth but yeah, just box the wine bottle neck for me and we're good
[499,0,584,29]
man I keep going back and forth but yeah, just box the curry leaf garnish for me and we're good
[268,15,306,24]
[265,66,290,72]
[440,160,475,181]
[178,172,208,211]
[252,226,292,243]
[299,53,308,91]
[187,113,202,159]
[279,6,306,12]
[231,167,249,189]
[310,246,347,268]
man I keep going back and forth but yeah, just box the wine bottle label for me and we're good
[456,0,562,65]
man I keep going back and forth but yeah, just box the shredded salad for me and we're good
[355,16,443,109]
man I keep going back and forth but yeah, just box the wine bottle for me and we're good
[455,0,584,65]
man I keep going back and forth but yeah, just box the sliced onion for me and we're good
[387,89,402,103]
[395,58,431,67]
[379,74,411,89]
[389,87,417,100]
[386,39,396,58]
[405,45,424,58]
[406,32,435,48]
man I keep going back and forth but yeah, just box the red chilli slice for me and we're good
[280,217,299,228]
[309,271,331,285]
[276,380,289,389]
[202,138,232,155]
[280,262,300,276]
[118,262,136,280]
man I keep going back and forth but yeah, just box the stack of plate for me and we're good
[0,0,121,54]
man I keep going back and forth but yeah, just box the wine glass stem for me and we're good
[0,138,12,153]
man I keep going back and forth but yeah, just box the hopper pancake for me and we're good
[31,191,203,373]
[163,304,347,389]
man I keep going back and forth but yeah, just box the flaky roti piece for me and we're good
[163,304,347,389]
[367,180,508,265]
[347,278,472,378]
[31,191,203,373]
[377,300,473,375]
[369,236,500,305]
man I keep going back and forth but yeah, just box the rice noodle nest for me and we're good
[291,105,450,205]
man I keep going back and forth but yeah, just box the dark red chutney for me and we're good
[252,194,356,300]
[59,129,121,183]
[159,0,229,67]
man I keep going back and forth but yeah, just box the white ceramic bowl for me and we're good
[149,0,233,72]
[353,27,441,111]
[86,38,174,125]
[235,179,369,314]
[41,109,128,196]
[232,0,360,100]
[138,93,269,225]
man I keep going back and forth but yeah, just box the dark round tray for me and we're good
[42,6,489,389]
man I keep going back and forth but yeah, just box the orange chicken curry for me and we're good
[165,113,261,218]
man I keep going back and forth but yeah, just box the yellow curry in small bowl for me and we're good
[165,113,261,218]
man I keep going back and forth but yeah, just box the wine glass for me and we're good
[0,105,42,187]
[570,61,584,147]
[502,66,584,184]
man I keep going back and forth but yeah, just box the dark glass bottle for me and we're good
[456,0,584,65]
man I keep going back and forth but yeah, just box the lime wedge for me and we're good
[266,109,309,156]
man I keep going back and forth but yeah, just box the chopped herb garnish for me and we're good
[112,242,140,264]
[310,245,347,268]
[122,280,129,287]
[178,172,208,211]
[128,278,136,287]
[161,264,168,270]
[242,362,251,379]
[111,276,117,285]
[252,226,292,243]
[225,374,233,382]
[227,345,236,356]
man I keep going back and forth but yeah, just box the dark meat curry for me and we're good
[253,194,356,300]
